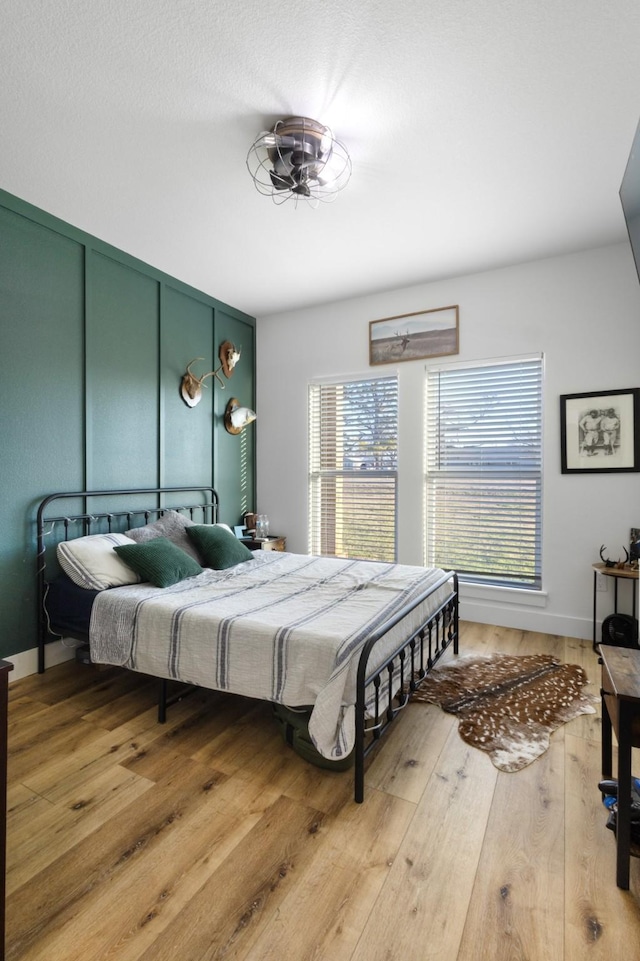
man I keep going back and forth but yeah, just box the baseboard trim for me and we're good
[7,638,79,682]
[459,599,592,641]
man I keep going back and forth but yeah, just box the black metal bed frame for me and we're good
[354,568,458,802]
[36,487,219,672]
[36,487,459,803]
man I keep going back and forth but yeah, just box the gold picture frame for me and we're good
[369,305,459,366]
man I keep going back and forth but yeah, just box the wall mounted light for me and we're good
[224,398,256,434]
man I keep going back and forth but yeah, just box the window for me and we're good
[309,375,398,561]
[425,356,543,588]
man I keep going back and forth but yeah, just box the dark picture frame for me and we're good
[560,388,640,473]
[369,305,459,366]
[630,528,640,565]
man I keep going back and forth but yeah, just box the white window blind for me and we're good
[309,375,398,562]
[425,356,543,588]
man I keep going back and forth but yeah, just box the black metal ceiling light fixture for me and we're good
[246,116,351,207]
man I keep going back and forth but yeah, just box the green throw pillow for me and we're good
[114,537,203,587]
[186,524,253,570]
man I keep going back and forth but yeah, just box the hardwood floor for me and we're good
[6,623,640,960]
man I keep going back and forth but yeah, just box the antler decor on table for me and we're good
[599,544,631,569]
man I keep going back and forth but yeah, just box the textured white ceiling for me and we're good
[1,0,639,317]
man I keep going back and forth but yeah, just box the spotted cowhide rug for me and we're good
[412,652,598,772]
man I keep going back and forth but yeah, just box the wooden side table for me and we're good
[246,536,286,552]
[592,563,638,652]
[600,646,640,889]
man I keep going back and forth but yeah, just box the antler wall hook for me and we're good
[180,343,243,408]
[180,358,224,408]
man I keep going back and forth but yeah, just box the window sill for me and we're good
[460,581,548,608]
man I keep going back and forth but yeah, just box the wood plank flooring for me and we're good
[6,623,640,961]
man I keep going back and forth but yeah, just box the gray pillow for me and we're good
[125,510,201,561]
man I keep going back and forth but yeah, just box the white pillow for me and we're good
[57,533,142,590]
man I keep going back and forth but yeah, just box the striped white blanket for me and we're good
[90,552,453,759]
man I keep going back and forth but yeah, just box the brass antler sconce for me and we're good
[224,398,256,434]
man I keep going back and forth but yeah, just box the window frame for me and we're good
[308,372,399,562]
[424,354,544,590]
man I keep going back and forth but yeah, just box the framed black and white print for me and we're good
[560,388,640,473]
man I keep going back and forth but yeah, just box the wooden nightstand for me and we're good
[592,562,638,651]
[246,536,286,552]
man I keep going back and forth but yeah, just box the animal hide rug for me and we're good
[412,652,597,772]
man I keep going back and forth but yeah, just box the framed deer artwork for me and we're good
[369,306,459,366]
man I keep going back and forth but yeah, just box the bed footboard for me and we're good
[353,570,458,803]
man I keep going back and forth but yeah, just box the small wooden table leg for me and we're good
[616,701,633,890]
[593,570,598,652]
[601,688,612,779]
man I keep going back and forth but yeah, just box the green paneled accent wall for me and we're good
[0,189,255,663]
[0,206,85,659]
[162,286,214,492]
[87,252,161,488]
[214,310,257,525]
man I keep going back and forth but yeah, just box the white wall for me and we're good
[255,243,640,640]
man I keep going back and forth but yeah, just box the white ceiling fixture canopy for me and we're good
[246,115,352,207]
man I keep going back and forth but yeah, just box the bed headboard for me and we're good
[36,486,219,672]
